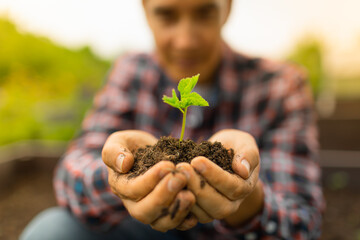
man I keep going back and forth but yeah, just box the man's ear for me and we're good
[142,0,147,16]
[222,0,232,26]
[142,0,152,28]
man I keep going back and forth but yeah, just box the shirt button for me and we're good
[245,232,257,240]
[265,221,277,234]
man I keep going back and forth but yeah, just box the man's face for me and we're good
[143,0,231,84]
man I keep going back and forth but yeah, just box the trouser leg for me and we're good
[20,207,188,240]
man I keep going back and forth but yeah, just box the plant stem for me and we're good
[179,107,188,142]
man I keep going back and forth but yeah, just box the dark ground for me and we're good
[0,157,57,240]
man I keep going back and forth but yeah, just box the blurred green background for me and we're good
[0,18,110,145]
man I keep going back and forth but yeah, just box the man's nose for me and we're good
[173,20,199,51]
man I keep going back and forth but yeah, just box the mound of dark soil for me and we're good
[128,136,234,178]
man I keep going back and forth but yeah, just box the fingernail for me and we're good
[116,154,125,172]
[159,168,173,179]
[181,200,192,211]
[241,159,250,175]
[194,162,206,174]
[168,177,183,192]
[177,167,190,180]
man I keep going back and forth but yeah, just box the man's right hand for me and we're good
[102,130,198,232]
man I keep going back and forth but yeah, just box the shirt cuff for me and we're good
[213,181,279,237]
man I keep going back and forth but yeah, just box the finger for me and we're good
[123,172,187,224]
[177,164,213,223]
[103,142,133,173]
[109,161,175,201]
[176,162,240,220]
[191,156,258,201]
[176,213,199,231]
[102,130,157,173]
[190,204,213,224]
[102,136,134,173]
[150,190,196,232]
[232,149,259,179]
[208,130,260,179]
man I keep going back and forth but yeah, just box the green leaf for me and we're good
[162,89,180,108]
[161,73,209,141]
[180,92,209,108]
[178,74,199,97]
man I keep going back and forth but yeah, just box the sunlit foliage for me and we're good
[0,18,110,145]
[286,36,325,98]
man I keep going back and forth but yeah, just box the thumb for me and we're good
[114,147,135,173]
[102,130,157,174]
[102,142,134,174]
[232,154,251,179]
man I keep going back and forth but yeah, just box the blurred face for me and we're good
[143,0,231,84]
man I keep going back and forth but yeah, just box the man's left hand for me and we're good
[176,129,264,226]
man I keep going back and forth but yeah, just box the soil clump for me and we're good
[129,136,234,178]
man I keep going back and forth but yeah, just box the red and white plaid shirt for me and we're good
[54,44,325,239]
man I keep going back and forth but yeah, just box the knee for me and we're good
[19,207,85,240]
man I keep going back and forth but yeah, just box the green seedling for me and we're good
[162,74,209,142]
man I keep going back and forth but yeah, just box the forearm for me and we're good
[223,180,264,227]
[54,140,127,231]
[214,179,323,239]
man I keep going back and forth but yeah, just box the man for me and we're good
[21,0,325,239]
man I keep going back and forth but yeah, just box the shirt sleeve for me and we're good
[214,65,325,239]
[53,56,138,231]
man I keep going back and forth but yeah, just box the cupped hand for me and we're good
[177,129,264,226]
[102,130,198,232]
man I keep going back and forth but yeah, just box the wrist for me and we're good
[224,180,264,227]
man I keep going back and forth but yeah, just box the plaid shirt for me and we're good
[54,44,325,239]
